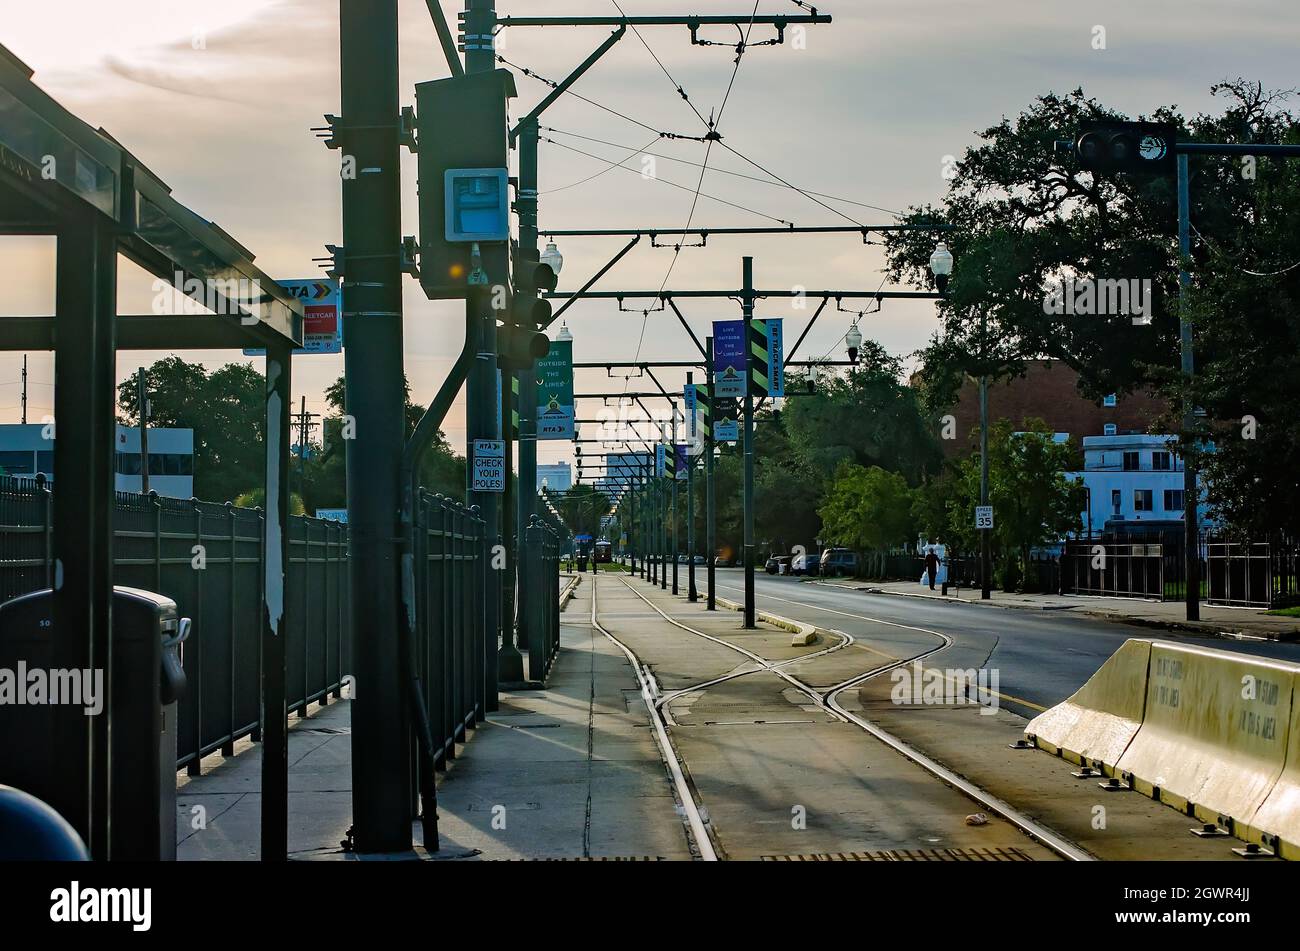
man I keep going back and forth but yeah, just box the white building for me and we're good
[537,462,572,493]
[1068,434,1209,536]
[0,424,195,499]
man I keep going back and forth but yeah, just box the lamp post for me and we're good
[934,240,985,599]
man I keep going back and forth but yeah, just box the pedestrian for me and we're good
[924,547,941,591]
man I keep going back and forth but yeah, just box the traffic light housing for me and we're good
[498,322,551,372]
[1073,120,1177,177]
[496,249,555,371]
[415,69,517,299]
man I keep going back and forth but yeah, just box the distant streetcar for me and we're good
[593,540,613,564]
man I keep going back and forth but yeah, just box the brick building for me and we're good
[934,359,1168,458]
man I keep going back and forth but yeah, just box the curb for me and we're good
[715,595,819,646]
[559,574,581,611]
[811,580,1299,643]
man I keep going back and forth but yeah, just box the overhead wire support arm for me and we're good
[496,15,832,27]
[665,299,708,359]
[510,25,627,145]
[547,288,945,301]
[540,224,955,238]
[422,0,465,78]
[544,236,641,328]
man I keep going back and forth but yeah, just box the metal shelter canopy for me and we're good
[0,42,302,862]
[0,43,303,350]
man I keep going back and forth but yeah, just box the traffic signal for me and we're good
[1073,120,1177,177]
[498,323,550,372]
[415,69,517,299]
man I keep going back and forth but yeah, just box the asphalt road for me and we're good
[708,568,1300,715]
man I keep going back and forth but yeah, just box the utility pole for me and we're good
[339,0,411,853]
[687,371,697,602]
[706,338,716,610]
[1177,152,1199,621]
[671,408,679,596]
[741,257,756,628]
[294,397,320,500]
[461,0,512,683]
[979,312,991,600]
[137,367,150,495]
[20,354,27,424]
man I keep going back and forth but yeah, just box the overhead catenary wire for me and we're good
[543,127,904,217]
[608,0,713,133]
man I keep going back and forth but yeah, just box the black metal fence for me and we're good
[0,476,350,773]
[1061,541,1167,599]
[413,490,486,769]
[520,516,562,681]
[1206,539,1300,608]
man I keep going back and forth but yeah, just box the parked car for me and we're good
[819,548,859,578]
[693,554,707,565]
[765,555,792,575]
[677,554,688,564]
[791,551,820,576]
[714,554,734,567]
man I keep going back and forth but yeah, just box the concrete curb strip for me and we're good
[715,595,818,646]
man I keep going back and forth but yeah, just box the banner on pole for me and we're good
[674,444,689,480]
[655,443,667,477]
[244,278,342,356]
[537,337,575,440]
[715,396,739,442]
[768,319,784,398]
[712,320,747,398]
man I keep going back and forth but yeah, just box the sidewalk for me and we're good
[175,575,692,860]
[817,577,1300,641]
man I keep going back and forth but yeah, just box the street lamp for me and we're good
[929,241,954,294]
[556,320,573,342]
[844,322,863,365]
[540,241,564,278]
[805,362,819,394]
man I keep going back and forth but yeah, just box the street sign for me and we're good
[315,508,348,523]
[537,336,575,440]
[471,439,506,492]
[975,505,994,530]
[244,278,341,356]
[712,319,747,398]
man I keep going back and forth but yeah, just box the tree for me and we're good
[553,484,610,539]
[963,420,1086,590]
[886,82,1300,541]
[118,357,266,504]
[818,464,916,567]
[783,342,942,485]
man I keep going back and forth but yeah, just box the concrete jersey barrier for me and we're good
[1029,637,1300,856]
[1025,638,1152,772]
[1115,642,1294,842]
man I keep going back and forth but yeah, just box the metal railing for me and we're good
[520,515,562,680]
[0,476,351,773]
[1061,541,1166,599]
[413,491,486,768]
[1206,539,1300,608]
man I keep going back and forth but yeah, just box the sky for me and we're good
[2,0,1298,479]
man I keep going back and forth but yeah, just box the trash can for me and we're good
[0,586,189,860]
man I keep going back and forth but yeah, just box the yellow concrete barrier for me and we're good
[1025,638,1152,772]
[1237,669,1300,857]
[1114,642,1294,839]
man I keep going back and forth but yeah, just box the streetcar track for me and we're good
[614,575,1094,862]
[588,578,718,861]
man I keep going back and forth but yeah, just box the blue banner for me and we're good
[768,319,785,398]
[655,443,667,477]
[712,319,747,398]
[674,444,690,480]
[683,383,697,439]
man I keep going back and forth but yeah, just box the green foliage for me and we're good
[118,357,266,504]
[884,80,1300,540]
[818,464,916,552]
[553,484,610,538]
[233,487,306,516]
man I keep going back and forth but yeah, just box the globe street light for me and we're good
[844,321,863,365]
[929,241,954,294]
[540,241,564,278]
